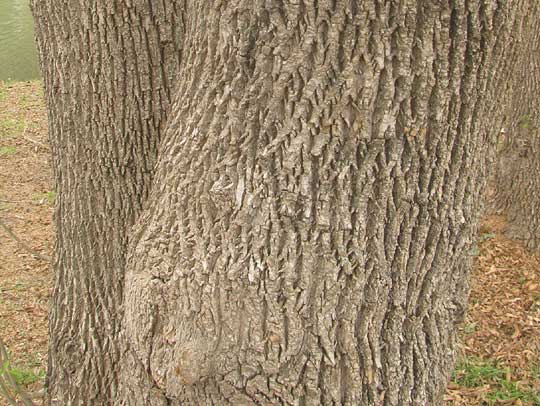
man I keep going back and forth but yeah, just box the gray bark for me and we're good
[120,2,516,405]
[31,1,184,404]
[491,3,540,252]
[31,1,523,405]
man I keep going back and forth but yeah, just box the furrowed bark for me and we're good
[31,1,183,404]
[491,3,540,251]
[120,2,517,405]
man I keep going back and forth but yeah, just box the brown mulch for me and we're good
[1,81,539,405]
[446,216,540,405]
[466,216,540,366]
[0,81,51,405]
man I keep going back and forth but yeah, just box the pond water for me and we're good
[0,0,40,81]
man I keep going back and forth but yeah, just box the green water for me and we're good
[0,0,40,81]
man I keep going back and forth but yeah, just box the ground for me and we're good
[0,81,51,405]
[446,214,540,405]
[0,81,539,405]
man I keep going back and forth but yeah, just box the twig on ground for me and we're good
[0,218,51,262]
[20,124,49,151]
[0,214,26,221]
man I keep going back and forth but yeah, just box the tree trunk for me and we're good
[31,1,183,404]
[491,4,540,251]
[120,2,518,405]
[32,1,522,405]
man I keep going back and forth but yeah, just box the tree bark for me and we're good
[120,2,516,405]
[32,1,523,405]
[31,1,183,404]
[491,3,540,251]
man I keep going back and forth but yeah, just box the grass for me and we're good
[452,357,540,405]
[478,233,496,243]
[452,357,506,388]
[32,191,55,205]
[13,282,25,291]
[468,245,480,257]
[530,363,540,379]
[0,147,16,156]
[17,95,41,109]
[0,339,42,406]
[0,119,25,137]
[486,380,540,404]
[4,366,44,387]
[462,322,477,334]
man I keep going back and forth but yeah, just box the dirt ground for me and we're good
[0,81,51,405]
[0,81,539,405]
[446,214,540,405]
[0,82,54,402]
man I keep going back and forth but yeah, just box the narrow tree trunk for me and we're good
[491,4,540,251]
[31,1,183,404]
[119,2,517,405]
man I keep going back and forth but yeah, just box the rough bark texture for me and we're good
[31,1,183,404]
[31,1,524,405]
[119,2,514,405]
[491,3,540,252]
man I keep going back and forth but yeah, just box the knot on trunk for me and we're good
[173,340,216,386]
